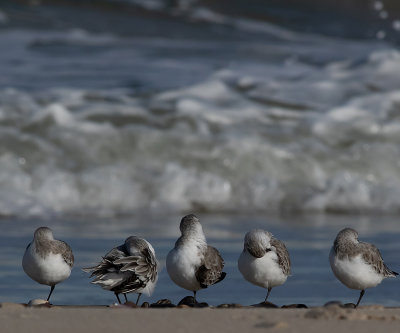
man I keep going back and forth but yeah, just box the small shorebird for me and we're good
[238,229,291,303]
[83,236,158,305]
[22,227,74,302]
[329,228,398,308]
[166,214,226,303]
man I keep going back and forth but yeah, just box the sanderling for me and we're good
[22,227,74,302]
[166,214,226,303]
[83,236,158,305]
[238,229,291,303]
[329,227,398,307]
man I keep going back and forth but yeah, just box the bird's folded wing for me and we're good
[195,245,226,287]
[54,240,74,267]
[271,238,291,276]
[360,242,397,277]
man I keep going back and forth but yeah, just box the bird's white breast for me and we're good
[166,243,203,292]
[329,247,383,290]
[238,250,287,289]
[22,244,71,286]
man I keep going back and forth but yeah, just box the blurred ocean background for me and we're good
[0,0,399,306]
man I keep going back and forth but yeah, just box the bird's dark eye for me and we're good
[265,248,271,252]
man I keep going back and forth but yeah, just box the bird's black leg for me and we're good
[47,285,55,302]
[115,292,122,304]
[355,289,365,308]
[124,294,128,303]
[136,293,142,305]
[193,291,197,304]
[264,287,272,303]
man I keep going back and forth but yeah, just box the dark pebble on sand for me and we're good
[324,301,356,309]
[150,299,176,308]
[343,303,356,309]
[178,296,208,308]
[281,304,308,309]
[324,301,343,307]
[252,301,278,308]
[123,301,137,308]
[178,296,195,305]
[192,303,209,308]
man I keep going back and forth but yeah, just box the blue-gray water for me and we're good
[0,1,400,307]
[0,214,399,306]
[0,1,400,216]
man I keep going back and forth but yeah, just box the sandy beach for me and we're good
[1,303,399,333]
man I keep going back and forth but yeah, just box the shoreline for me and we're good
[1,302,400,333]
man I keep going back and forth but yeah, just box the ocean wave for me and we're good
[1,48,400,217]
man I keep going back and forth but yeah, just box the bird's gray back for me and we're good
[34,238,74,267]
[271,238,291,276]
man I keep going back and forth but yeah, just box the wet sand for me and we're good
[1,303,399,333]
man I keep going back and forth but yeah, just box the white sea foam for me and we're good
[0,16,399,217]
